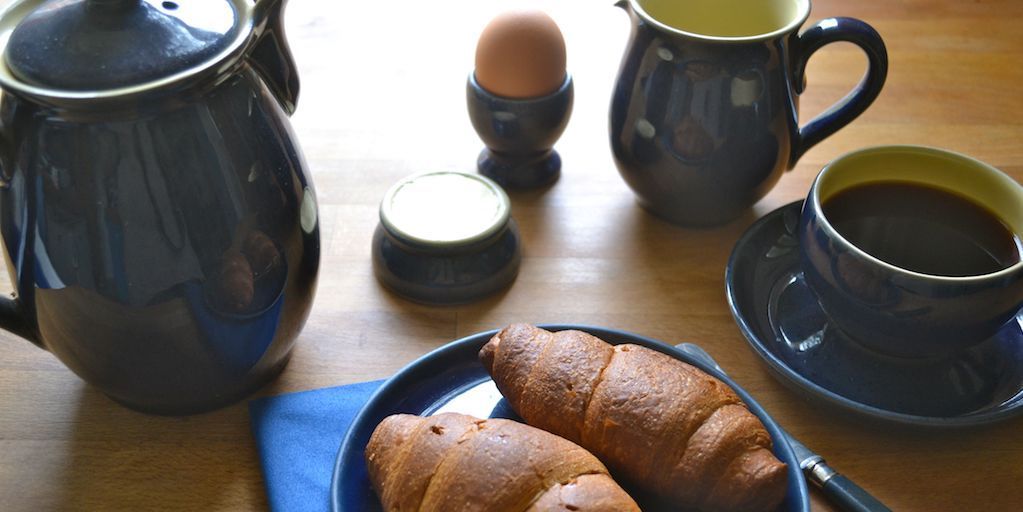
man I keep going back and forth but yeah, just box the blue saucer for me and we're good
[330,325,809,512]
[726,200,1023,427]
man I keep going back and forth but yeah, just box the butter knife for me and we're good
[787,433,891,512]
[675,343,891,512]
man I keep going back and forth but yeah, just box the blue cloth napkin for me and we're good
[249,380,385,512]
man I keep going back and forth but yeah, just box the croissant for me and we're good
[479,324,788,512]
[365,412,640,512]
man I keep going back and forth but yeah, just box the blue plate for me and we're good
[726,201,1023,427]
[330,324,809,511]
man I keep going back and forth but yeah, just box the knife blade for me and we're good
[674,343,891,512]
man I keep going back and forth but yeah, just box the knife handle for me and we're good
[819,472,892,512]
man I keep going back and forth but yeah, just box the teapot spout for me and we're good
[250,0,300,115]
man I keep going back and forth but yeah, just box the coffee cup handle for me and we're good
[789,17,888,166]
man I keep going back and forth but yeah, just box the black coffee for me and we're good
[822,181,1021,276]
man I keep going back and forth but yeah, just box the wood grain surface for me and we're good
[2,0,1022,510]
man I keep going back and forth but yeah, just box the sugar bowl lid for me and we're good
[1,0,245,93]
[380,171,511,249]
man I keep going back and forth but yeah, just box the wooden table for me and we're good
[1,0,1021,510]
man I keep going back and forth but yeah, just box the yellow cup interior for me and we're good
[636,0,809,38]
[816,146,1023,237]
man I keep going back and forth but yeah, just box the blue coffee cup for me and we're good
[798,146,1023,358]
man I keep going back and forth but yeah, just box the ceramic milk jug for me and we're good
[610,0,887,225]
[0,0,319,414]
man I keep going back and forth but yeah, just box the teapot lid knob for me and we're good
[2,0,245,92]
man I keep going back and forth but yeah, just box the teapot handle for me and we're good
[251,0,300,115]
[0,126,41,347]
[789,17,888,166]
[0,296,38,346]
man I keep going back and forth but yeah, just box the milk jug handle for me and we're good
[250,0,300,115]
[790,17,888,166]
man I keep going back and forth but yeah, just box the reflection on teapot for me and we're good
[0,0,318,414]
[208,227,285,314]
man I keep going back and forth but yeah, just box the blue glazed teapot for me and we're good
[0,0,319,414]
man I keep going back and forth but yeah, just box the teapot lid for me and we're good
[2,0,243,92]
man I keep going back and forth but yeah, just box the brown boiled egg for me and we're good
[474,10,567,99]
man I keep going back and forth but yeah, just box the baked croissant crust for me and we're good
[479,324,788,512]
[365,412,641,512]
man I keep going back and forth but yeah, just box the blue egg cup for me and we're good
[466,73,573,189]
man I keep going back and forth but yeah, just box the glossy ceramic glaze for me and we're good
[466,73,573,189]
[0,0,318,414]
[799,146,1023,358]
[372,222,520,305]
[373,217,520,308]
[5,0,241,91]
[330,325,809,512]
[727,201,1023,426]
[610,0,887,225]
